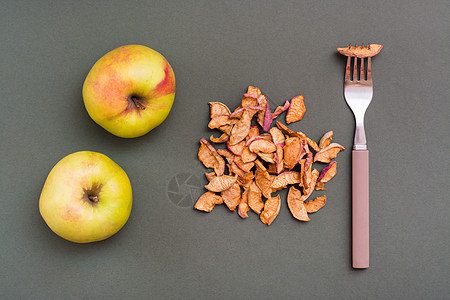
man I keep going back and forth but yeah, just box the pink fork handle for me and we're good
[352,150,369,268]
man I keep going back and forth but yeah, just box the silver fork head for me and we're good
[344,54,374,149]
[344,55,373,108]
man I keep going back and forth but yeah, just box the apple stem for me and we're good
[131,96,146,110]
[88,195,99,203]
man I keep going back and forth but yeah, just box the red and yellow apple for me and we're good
[83,44,176,138]
[39,151,132,243]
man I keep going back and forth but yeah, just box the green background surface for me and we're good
[1,1,448,299]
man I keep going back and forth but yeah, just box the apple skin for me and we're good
[83,45,176,138]
[39,151,132,243]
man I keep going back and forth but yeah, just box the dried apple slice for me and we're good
[217,148,234,163]
[204,175,237,192]
[260,194,281,225]
[301,169,319,201]
[256,94,267,128]
[201,139,226,174]
[227,140,246,156]
[209,102,231,118]
[229,110,252,145]
[305,136,320,152]
[262,96,273,131]
[194,191,223,212]
[314,143,345,163]
[248,138,276,154]
[275,121,294,136]
[317,161,337,183]
[275,144,284,174]
[248,181,264,214]
[246,85,262,97]
[241,96,258,108]
[286,95,306,124]
[305,195,326,213]
[221,182,241,211]
[269,127,285,146]
[271,171,301,191]
[247,126,260,140]
[218,124,233,135]
[208,115,235,129]
[229,162,244,177]
[198,143,216,169]
[198,138,226,176]
[287,186,310,221]
[283,137,302,170]
[304,146,313,171]
[337,44,383,58]
[254,160,273,198]
[237,172,254,189]
[272,100,290,119]
[319,131,333,149]
[234,156,255,173]
[210,133,229,143]
[257,152,275,164]
[241,146,258,163]
[238,188,250,218]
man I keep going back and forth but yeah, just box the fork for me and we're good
[344,53,373,269]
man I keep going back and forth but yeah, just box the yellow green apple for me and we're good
[39,151,132,243]
[82,44,176,138]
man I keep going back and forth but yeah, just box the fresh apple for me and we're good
[39,151,132,243]
[82,44,176,138]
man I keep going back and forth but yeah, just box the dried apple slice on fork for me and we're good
[337,43,383,57]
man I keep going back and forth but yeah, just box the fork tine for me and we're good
[367,57,372,80]
[345,56,351,81]
[353,56,358,81]
[360,57,365,81]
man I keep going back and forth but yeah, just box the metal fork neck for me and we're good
[353,114,367,150]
